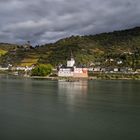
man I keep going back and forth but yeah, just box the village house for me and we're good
[0,66,8,71]
[117,60,123,65]
[93,67,101,72]
[11,66,34,71]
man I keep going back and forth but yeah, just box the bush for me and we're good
[31,64,53,76]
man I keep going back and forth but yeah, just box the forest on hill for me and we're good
[0,27,140,68]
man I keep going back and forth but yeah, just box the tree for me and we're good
[31,64,53,76]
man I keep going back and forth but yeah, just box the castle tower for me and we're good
[67,51,75,67]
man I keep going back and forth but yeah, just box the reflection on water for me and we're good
[58,80,88,109]
[58,80,88,94]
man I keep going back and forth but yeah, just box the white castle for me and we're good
[58,54,88,78]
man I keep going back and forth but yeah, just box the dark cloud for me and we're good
[0,0,140,45]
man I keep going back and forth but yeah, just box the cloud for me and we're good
[0,0,140,45]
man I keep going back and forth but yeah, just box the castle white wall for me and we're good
[58,68,88,78]
[58,68,73,77]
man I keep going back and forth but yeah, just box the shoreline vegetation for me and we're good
[0,71,140,80]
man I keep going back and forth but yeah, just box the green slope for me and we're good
[38,27,140,67]
[0,27,140,68]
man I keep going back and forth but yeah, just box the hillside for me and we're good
[0,27,140,68]
[0,43,19,57]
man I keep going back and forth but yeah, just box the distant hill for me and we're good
[0,27,140,68]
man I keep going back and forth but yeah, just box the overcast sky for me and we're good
[0,0,140,45]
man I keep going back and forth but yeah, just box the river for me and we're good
[0,76,140,140]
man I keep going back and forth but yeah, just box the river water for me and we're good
[0,76,140,140]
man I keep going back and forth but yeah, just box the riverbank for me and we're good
[89,73,140,80]
[30,73,140,80]
[0,71,140,80]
